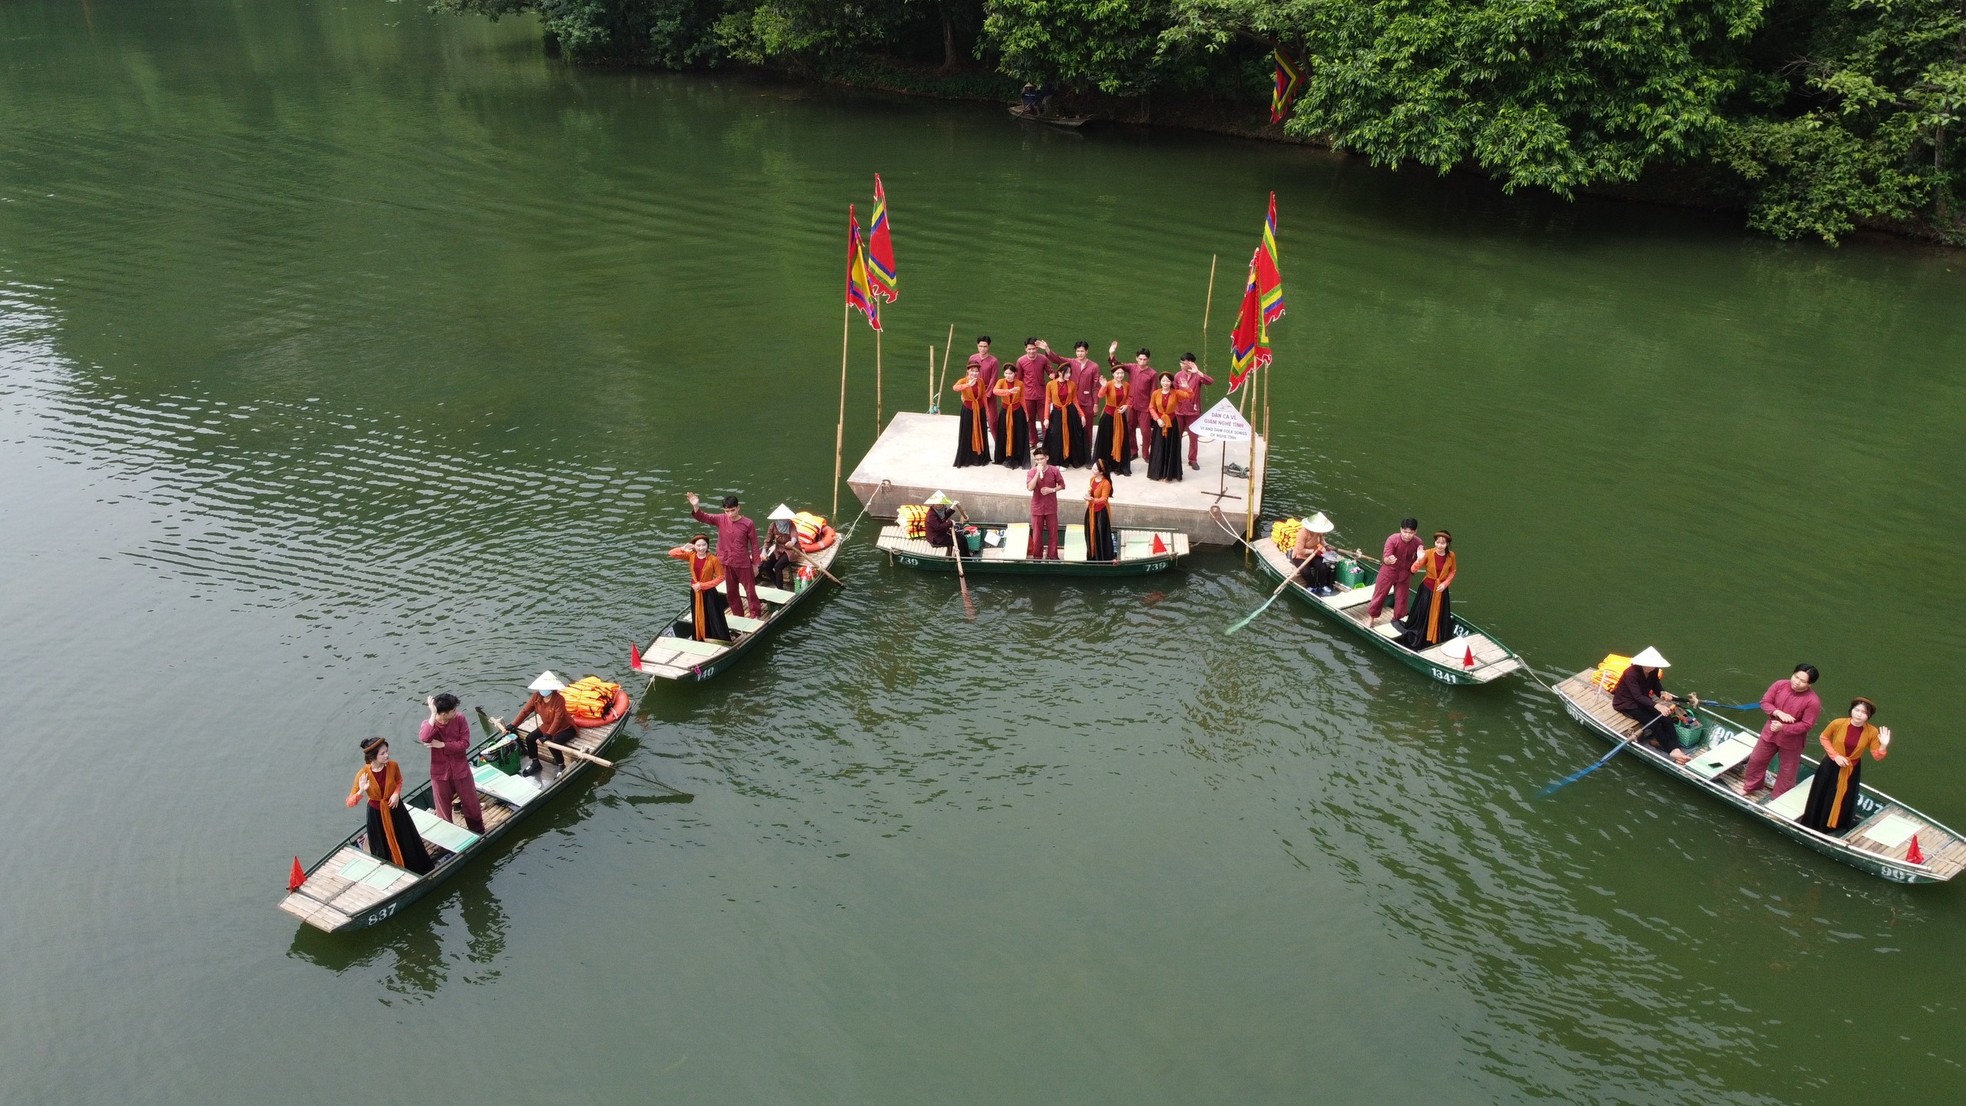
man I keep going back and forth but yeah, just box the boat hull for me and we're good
[1248,530,1522,686]
[1554,671,1958,884]
[875,523,1185,577]
[280,707,632,932]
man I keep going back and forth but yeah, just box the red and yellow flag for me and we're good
[868,174,898,303]
[1228,250,1271,395]
[1254,190,1284,325]
[845,204,881,332]
[1270,49,1305,125]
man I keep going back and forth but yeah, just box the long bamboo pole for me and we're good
[1199,254,1218,372]
[928,345,937,412]
[875,328,884,433]
[834,302,849,519]
[1243,365,1259,541]
[937,323,954,396]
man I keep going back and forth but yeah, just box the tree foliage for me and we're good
[432,0,1966,242]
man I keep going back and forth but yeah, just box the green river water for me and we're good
[4,2,1965,1103]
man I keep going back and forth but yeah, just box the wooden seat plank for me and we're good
[726,614,767,633]
[755,585,796,605]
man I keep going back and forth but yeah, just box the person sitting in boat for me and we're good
[1400,530,1457,649]
[669,534,732,643]
[344,737,434,875]
[508,670,575,778]
[1738,663,1823,799]
[922,492,967,558]
[1797,697,1892,835]
[758,504,800,589]
[1609,647,1697,764]
[1290,512,1338,593]
[1019,82,1040,115]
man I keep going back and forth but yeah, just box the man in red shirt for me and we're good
[688,491,762,618]
[1026,447,1067,560]
[1065,341,1103,429]
[1367,518,1423,624]
[1016,337,1066,439]
[1171,352,1215,470]
[1740,664,1824,798]
[1110,342,1158,463]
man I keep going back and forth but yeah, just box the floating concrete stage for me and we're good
[846,412,1266,548]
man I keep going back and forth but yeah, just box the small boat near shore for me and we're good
[1008,105,1095,128]
[875,521,1186,576]
[1553,670,1964,883]
[634,541,841,683]
[1232,512,1522,685]
[278,686,633,932]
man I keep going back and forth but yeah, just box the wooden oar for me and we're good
[790,546,845,588]
[950,501,978,619]
[1226,571,1297,635]
[1540,711,1682,797]
[475,706,693,798]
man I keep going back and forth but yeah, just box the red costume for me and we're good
[1114,354,1158,462]
[1027,461,1066,559]
[1066,356,1103,425]
[1172,366,1214,465]
[1740,679,1824,797]
[692,505,762,618]
[1368,529,1423,620]
[419,713,485,834]
[967,351,1001,422]
[1017,348,1065,434]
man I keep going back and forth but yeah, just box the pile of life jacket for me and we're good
[560,676,622,719]
[897,504,929,539]
[1594,654,1632,692]
[1271,517,1302,552]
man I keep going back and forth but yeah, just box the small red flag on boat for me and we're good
[288,856,305,892]
[1463,645,1476,668]
[1907,834,1925,864]
[1151,534,1167,554]
[630,640,643,671]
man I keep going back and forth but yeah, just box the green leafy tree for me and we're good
[981,0,1174,94]
[1166,0,1765,196]
[1719,0,1966,241]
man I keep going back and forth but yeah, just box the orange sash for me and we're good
[349,760,408,867]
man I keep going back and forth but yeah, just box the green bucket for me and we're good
[1336,559,1365,588]
[1673,717,1705,749]
[963,529,983,553]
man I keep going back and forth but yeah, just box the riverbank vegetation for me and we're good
[433,0,1966,245]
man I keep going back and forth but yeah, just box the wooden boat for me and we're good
[1008,105,1095,128]
[874,521,1186,576]
[279,688,633,932]
[1553,670,1964,883]
[634,540,841,683]
[1240,517,1523,685]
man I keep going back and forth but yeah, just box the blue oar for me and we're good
[1541,712,1672,797]
[1226,572,1297,635]
[1696,698,1762,712]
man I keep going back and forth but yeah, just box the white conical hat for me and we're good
[1304,512,1335,533]
[924,490,953,506]
[528,670,566,692]
[1629,646,1670,668]
[768,503,797,521]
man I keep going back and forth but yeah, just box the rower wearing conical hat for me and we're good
[508,670,574,779]
[1609,647,1699,764]
[1290,512,1338,593]
[759,503,801,589]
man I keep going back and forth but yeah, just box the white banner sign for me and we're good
[1189,397,1253,443]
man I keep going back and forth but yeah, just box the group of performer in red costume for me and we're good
[952,336,1214,482]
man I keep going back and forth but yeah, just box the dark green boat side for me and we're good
[1246,521,1522,686]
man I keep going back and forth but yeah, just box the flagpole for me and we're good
[835,301,850,520]
[1199,254,1217,372]
[875,328,884,433]
[1243,365,1260,542]
[927,345,936,413]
